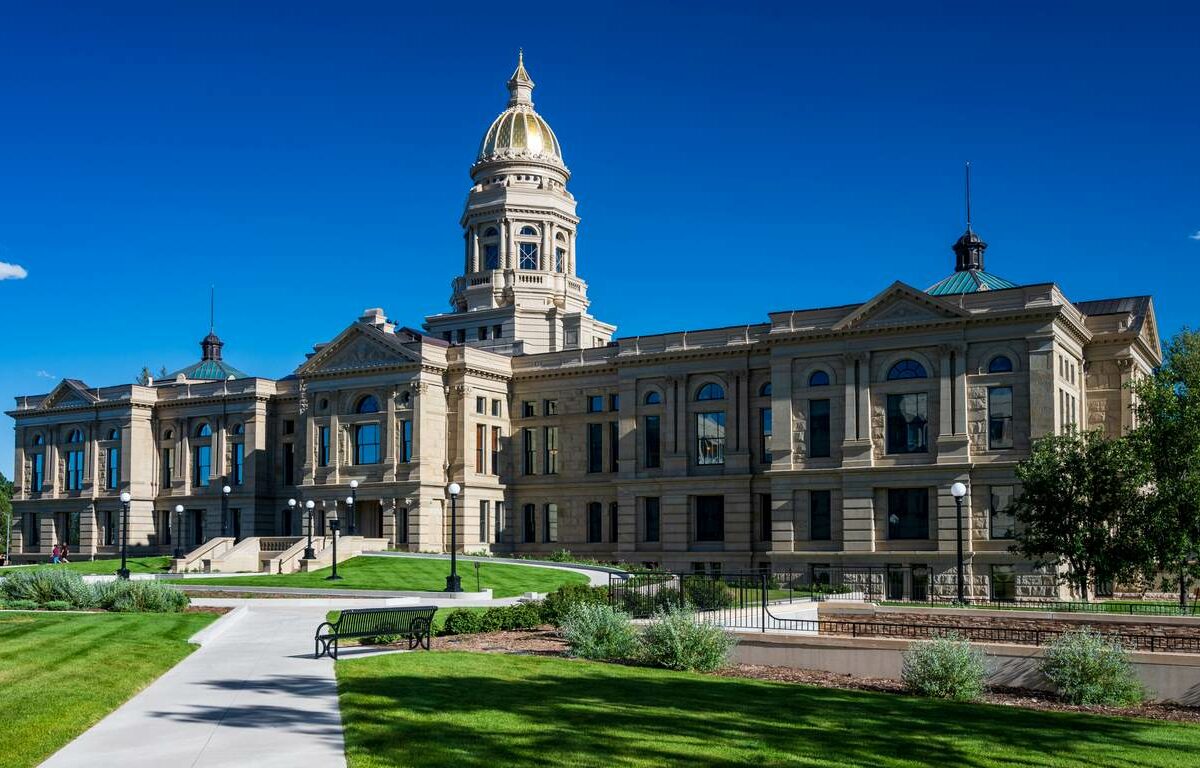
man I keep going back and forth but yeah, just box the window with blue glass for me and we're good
[65,429,84,491]
[696,412,726,465]
[887,488,930,539]
[886,393,928,454]
[809,370,831,387]
[193,444,211,487]
[518,242,538,269]
[587,423,603,473]
[196,423,212,437]
[232,442,245,485]
[107,447,120,490]
[695,382,725,401]
[400,420,413,462]
[356,395,380,414]
[759,382,772,397]
[355,423,380,465]
[988,355,1014,373]
[587,502,603,543]
[644,390,662,405]
[318,426,330,467]
[809,399,831,458]
[887,360,927,380]
[31,452,44,492]
[759,407,772,463]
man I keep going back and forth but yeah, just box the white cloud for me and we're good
[36,370,55,379]
[1190,231,1200,241]
[0,261,28,280]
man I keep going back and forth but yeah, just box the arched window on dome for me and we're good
[516,226,540,270]
[554,232,567,273]
[519,226,539,237]
[988,355,1014,374]
[809,370,831,387]
[695,383,725,401]
[759,382,772,397]
[356,395,381,414]
[482,226,500,270]
[887,360,928,381]
[644,391,662,405]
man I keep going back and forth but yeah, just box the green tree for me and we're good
[1010,430,1147,601]
[1130,328,1200,609]
[0,470,12,560]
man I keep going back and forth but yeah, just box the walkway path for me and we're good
[361,551,618,586]
[39,596,499,768]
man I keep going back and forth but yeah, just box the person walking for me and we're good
[59,542,71,564]
[51,542,62,564]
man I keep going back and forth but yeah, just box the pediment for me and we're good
[41,379,98,409]
[296,323,421,375]
[834,281,971,331]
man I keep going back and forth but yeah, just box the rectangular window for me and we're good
[544,399,558,416]
[478,326,489,341]
[543,426,559,474]
[26,513,40,547]
[519,242,538,270]
[988,386,1014,449]
[609,394,620,411]
[283,420,295,435]
[644,415,661,469]
[759,493,772,541]
[107,447,120,490]
[494,501,505,544]
[759,407,773,464]
[484,243,499,269]
[396,508,409,544]
[644,497,660,542]
[232,443,245,486]
[609,421,619,472]
[543,503,558,543]
[102,509,116,546]
[587,423,604,473]
[160,448,172,489]
[886,393,929,454]
[887,488,930,539]
[491,399,502,417]
[521,401,535,418]
[318,426,330,467]
[442,331,452,343]
[476,396,486,414]
[491,426,501,475]
[992,565,1016,601]
[480,500,490,544]
[283,443,295,484]
[523,428,535,475]
[400,420,413,463]
[456,329,466,344]
[475,424,486,474]
[492,324,503,339]
[695,495,724,542]
[990,485,1016,539]
[31,453,44,493]
[587,395,603,413]
[194,445,211,487]
[523,504,536,543]
[555,247,566,271]
[66,449,84,491]
[696,412,726,465]
[810,490,832,540]
[587,501,603,543]
[610,501,619,543]
[354,424,379,465]
[809,399,831,458]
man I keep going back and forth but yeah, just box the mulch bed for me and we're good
[186,606,233,615]
[383,628,1200,725]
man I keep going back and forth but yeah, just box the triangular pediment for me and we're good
[41,379,98,409]
[834,281,971,331]
[295,323,422,376]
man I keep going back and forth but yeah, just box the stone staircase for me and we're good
[172,535,388,574]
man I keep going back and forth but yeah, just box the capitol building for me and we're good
[6,55,1162,598]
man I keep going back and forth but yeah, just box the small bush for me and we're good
[640,608,736,672]
[901,633,988,701]
[0,569,94,608]
[541,583,609,626]
[440,609,486,635]
[93,580,189,613]
[4,599,39,611]
[620,585,684,618]
[1040,629,1145,706]
[42,600,74,611]
[361,633,402,645]
[559,603,640,661]
[681,577,736,611]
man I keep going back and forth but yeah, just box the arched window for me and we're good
[195,423,212,437]
[644,391,662,405]
[163,429,174,441]
[809,370,831,387]
[759,382,772,397]
[106,428,120,440]
[483,227,498,237]
[482,227,500,270]
[988,355,1014,374]
[695,383,725,401]
[33,433,45,446]
[356,395,381,414]
[554,231,567,272]
[67,429,84,443]
[887,360,928,381]
[231,423,245,435]
[519,225,539,236]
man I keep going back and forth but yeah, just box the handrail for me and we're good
[173,536,235,572]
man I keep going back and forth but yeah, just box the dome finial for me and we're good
[952,162,987,272]
[507,48,534,107]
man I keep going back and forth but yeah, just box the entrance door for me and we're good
[357,502,383,538]
[189,510,204,545]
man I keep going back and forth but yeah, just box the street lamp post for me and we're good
[305,500,316,559]
[326,509,343,581]
[951,482,968,604]
[445,482,462,592]
[173,504,185,559]
[348,480,359,535]
[221,483,232,538]
[117,491,132,579]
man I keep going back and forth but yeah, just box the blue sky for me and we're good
[1,1,1198,474]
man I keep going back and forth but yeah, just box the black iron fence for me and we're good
[607,571,1200,654]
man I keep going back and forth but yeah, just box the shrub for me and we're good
[901,633,988,701]
[92,580,189,613]
[0,569,94,608]
[4,599,39,611]
[541,583,609,626]
[361,633,402,645]
[440,603,549,636]
[1039,629,1145,706]
[640,608,736,672]
[440,609,486,635]
[42,600,74,611]
[559,603,640,661]
[620,585,683,618]
[681,577,736,611]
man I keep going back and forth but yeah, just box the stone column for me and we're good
[936,343,970,463]
[1027,337,1056,439]
[842,352,873,467]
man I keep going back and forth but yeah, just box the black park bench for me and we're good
[314,606,438,660]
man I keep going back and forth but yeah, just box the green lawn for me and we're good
[175,555,589,598]
[336,651,1200,768]
[0,611,219,768]
[0,556,174,576]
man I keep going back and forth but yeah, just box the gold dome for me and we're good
[475,51,564,166]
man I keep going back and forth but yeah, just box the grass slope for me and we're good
[0,556,173,576]
[336,651,1200,768]
[0,611,219,768]
[177,555,589,598]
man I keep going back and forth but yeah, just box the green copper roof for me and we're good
[927,269,1019,296]
[168,359,249,381]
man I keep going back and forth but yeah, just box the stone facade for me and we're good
[5,57,1164,598]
